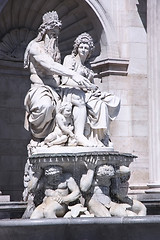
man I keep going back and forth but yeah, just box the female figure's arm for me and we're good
[62,55,97,91]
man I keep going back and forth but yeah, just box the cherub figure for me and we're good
[42,102,77,146]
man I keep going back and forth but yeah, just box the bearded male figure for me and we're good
[24,11,96,147]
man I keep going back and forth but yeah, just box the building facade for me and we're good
[0,0,156,201]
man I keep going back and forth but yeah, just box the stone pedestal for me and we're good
[29,148,135,182]
[23,147,138,219]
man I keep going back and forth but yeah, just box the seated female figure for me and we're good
[62,33,120,147]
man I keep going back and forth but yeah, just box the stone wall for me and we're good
[94,0,148,190]
[0,0,148,200]
[103,74,148,187]
[0,61,30,200]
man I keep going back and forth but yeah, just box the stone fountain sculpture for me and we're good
[22,11,146,219]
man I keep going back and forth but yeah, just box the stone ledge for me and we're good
[0,201,27,211]
[0,201,27,219]
[91,58,129,77]
[32,146,114,155]
[0,195,10,202]
[29,150,136,174]
[128,192,160,215]
[0,216,159,240]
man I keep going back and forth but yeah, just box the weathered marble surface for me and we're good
[22,11,146,219]
[22,150,146,218]
[24,11,120,149]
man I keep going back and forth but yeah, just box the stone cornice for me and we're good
[91,58,129,77]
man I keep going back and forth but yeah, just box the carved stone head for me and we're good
[72,32,95,58]
[44,165,63,176]
[96,164,115,177]
[38,11,62,39]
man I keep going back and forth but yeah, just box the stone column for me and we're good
[147,0,160,190]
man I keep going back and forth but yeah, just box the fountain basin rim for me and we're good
[0,216,159,226]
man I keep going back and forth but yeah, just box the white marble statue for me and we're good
[42,102,77,146]
[24,11,96,148]
[80,159,146,217]
[62,33,120,146]
[111,166,146,216]
[30,165,80,219]
[64,203,94,218]
[23,159,33,202]
[22,11,146,220]
[80,158,114,217]
[22,160,36,218]
[24,11,120,149]
[21,10,147,220]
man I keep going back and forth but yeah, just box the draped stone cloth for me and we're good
[86,91,120,131]
[24,85,60,139]
[62,54,121,141]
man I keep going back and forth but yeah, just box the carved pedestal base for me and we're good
[29,149,134,184]
[23,148,146,218]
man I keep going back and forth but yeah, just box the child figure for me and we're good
[43,102,77,146]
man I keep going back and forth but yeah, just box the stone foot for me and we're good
[76,135,95,147]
